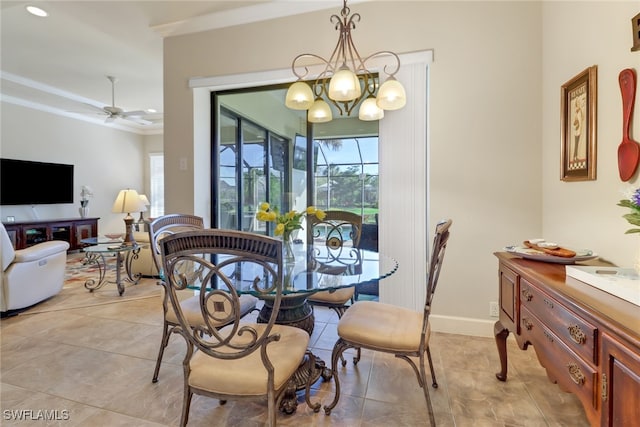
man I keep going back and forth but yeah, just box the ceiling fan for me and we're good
[84,76,153,125]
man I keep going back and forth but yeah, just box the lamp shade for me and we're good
[376,77,406,110]
[307,98,333,123]
[112,189,144,214]
[285,81,314,110]
[358,97,384,121]
[138,194,150,212]
[328,67,361,102]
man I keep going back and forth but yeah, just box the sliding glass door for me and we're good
[216,107,289,235]
[213,86,378,249]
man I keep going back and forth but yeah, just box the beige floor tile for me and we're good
[1,285,589,427]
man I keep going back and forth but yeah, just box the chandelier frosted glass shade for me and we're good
[308,98,333,123]
[328,67,362,102]
[358,97,384,121]
[376,77,406,110]
[285,81,314,110]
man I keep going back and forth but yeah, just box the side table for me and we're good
[81,239,144,296]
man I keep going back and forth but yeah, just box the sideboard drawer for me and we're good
[521,306,598,412]
[520,278,598,364]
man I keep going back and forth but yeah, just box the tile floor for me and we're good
[1,277,589,426]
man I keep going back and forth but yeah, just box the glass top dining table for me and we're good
[227,242,398,296]
[179,242,398,406]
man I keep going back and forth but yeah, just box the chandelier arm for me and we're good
[315,78,329,99]
[290,53,332,80]
[343,13,363,70]
[360,74,377,97]
[360,51,402,78]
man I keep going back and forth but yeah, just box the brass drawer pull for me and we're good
[522,317,533,330]
[568,324,587,345]
[567,363,585,385]
[521,288,533,301]
[543,298,554,309]
[543,330,554,343]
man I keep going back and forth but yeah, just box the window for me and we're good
[216,107,290,234]
[149,153,164,217]
[313,137,378,224]
[212,86,378,243]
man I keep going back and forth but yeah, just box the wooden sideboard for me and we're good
[494,252,640,427]
[3,217,99,252]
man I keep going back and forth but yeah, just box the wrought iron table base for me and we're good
[83,249,141,296]
[257,293,332,413]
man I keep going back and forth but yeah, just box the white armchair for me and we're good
[129,231,158,277]
[1,223,70,313]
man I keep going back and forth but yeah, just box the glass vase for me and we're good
[79,206,89,218]
[282,231,295,263]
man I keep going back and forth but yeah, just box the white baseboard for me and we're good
[429,314,505,338]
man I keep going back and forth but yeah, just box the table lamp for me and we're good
[138,194,150,223]
[112,189,144,245]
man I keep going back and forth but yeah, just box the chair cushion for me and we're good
[307,287,354,304]
[13,240,70,263]
[188,324,309,395]
[165,294,258,326]
[337,301,429,352]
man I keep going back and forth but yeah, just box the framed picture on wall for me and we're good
[560,65,597,181]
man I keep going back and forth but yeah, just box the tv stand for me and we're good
[3,217,99,252]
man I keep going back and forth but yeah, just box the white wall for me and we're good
[0,102,152,235]
[542,2,639,268]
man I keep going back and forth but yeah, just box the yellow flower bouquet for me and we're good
[256,202,325,261]
[255,202,326,237]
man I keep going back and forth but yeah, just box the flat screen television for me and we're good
[1,158,74,205]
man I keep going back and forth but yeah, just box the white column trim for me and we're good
[378,59,430,311]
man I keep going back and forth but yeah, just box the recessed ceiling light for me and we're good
[147,109,157,113]
[26,6,48,17]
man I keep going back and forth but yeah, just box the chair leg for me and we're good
[152,321,172,383]
[421,368,437,426]
[181,388,193,427]
[323,338,350,415]
[419,358,437,426]
[304,351,322,412]
[267,396,277,427]
[426,346,438,388]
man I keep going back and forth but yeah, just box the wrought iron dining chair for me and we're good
[323,219,452,426]
[149,214,258,383]
[159,229,320,426]
[306,210,363,318]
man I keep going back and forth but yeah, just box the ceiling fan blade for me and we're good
[78,103,108,114]
[105,116,116,123]
[124,116,154,125]
[121,110,148,117]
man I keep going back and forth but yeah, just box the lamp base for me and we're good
[122,216,137,246]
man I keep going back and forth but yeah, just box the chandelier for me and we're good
[285,0,406,123]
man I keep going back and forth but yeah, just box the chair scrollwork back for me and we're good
[160,230,284,341]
